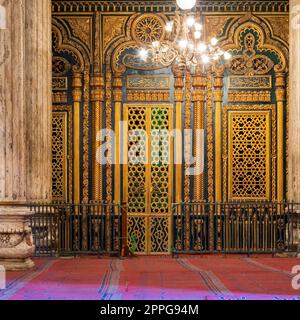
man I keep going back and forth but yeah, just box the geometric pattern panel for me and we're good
[52,113,67,201]
[150,107,170,215]
[150,217,169,253]
[127,106,147,214]
[125,104,173,253]
[128,216,146,253]
[229,111,270,200]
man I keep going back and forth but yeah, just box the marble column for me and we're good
[289,0,300,202]
[288,0,300,253]
[0,0,52,270]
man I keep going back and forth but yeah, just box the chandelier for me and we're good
[139,0,231,68]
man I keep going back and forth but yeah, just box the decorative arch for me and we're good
[217,13,288,203]
[219,13,288,73]
[52,19,90,72]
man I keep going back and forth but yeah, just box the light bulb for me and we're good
[161,46,168,53]
[176,0,197,10]
[224,52,232,60]
[179,39,188,49]
[152,41,160,48]
[186,16,195,27]
[139,49,148,61]
[165,21,173,32]
[194,23,203,31]
[194,31,201,40]
[211,37,218,46]
[197,42,207,53]
[202,54,210,64]
[188,43,194,50]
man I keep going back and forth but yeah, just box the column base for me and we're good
[275,252,300,258]
[0,258,35,271]
[0,206,35,271]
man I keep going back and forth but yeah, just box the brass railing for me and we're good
[172,202,300,255]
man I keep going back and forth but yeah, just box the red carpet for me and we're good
[1,255,299,300]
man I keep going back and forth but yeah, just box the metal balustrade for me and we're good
[172,202,300,255]
[29,202,123,256]
[1,201,299,256]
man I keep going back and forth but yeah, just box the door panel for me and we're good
[124,104,173,254]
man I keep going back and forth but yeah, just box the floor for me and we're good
[0,255,299,300]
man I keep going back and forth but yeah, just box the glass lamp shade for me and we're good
[176,0,197,10]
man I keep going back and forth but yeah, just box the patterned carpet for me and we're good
[0,255,299,300]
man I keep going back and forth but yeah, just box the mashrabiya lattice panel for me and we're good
[52,113,67,201]
[150,107,170,215]
[229,111,270,200]
[150,217,169,253]
[127,106,147,214]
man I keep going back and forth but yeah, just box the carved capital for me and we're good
[174,76,184,89]
[113,88,123,102]
[91,73,105,88]
[193,75,206,88]
[275,73,286,88]
[113,73,123,89]
[214,88,223,102]
[214,76,224,88]
[174,90,184,102]
[276,88,286,102]
[91,73,105,102]
[72,73,83,102]
[192,90,206,103]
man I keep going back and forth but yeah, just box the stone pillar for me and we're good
[0,0,52,270]
[288,0,300,254]
[289,0,300,202]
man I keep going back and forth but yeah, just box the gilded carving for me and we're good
[52,56,71,76]
[127,91,170,102]
[132,14,165,44]
[263,16,289,45]
[223,105,276,201]
[220,14,288,73]
[204,16,231,41]
[103,16,127,51]
[83,70,90,203]
[229,32,274,75]
[64,17,92,50]
[228,91,271,102]
[127,75,170,90]
[52,1,289,14]
[50,4,289,212]
[52,112,68,201]
[53,92,68,104]
[206,72,214,202]
[53,77,68,91]
[229,75,272,89]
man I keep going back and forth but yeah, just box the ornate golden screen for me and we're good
[228,110,271,200]
[52,112,68,202]
[52,109,72,202]
[223,106,276,201]
[124,104,173,254]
